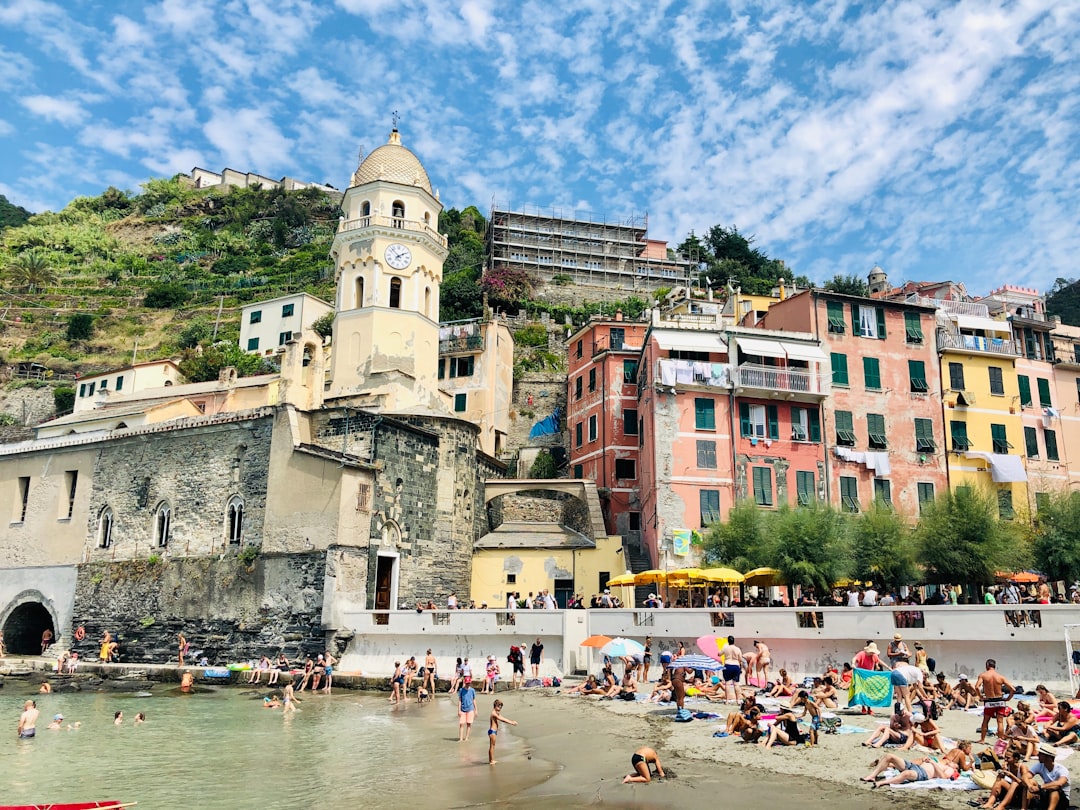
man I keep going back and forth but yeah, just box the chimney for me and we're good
[615,309,623,322]
[778,278,786,301]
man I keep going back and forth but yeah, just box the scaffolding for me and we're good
[486,202,695,291]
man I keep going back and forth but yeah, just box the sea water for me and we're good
[0,684,553,808]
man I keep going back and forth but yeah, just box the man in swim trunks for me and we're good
[487,699,518,764]
[623,746,665,783]
[17,700,38,739]
[976,658,1017,744]
[719,636,744,702]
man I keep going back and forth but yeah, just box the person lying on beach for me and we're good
[1035,685,1058,715]
[566,675,601,696]
[864,704,914,749]
[623,746,665,783]
[976,747,1023,810]
[912,711,944,751]
[949,674,979,709]
[1041,701,1080,746]
[766,669,795,698]
[861,752,959,787]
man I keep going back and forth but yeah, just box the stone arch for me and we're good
[0,590,60,655]
[381,519,401,548]
[361,200,371,217]
[391,199,405,224]
[153,500,172,548]
[97,504,115,548]
[483,479,607,540]
[225,494,244,546]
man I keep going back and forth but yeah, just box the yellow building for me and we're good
[471,522,624,608]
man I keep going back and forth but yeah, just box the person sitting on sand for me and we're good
[976,747,1024,810]
[719,696,761,737]
[813,675,839,709]
[911,710,944,751]
[1019,743,1071,810]
[1041,701,1080,747]
[647,672,673,703]
[759,705,812,749]
[949,674,979,709]
[944,739,973,773]
[598,666,620,698]
[766,669,795,698]
[1007,714,1040,759]
[617,667,638,701]
[864,703,914,749]
[861,752,959,787]
[1035,685,1058,715]
[566,675,601,696]
[623,746,665,784]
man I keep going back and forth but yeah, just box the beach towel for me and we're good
[674,708,693,722]
[848,667,893,709]
[890,777,978,791]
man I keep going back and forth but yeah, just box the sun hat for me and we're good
[54,714,63,721]
[649,593,656,599]
[1038,743,1058,758]
[958,673,968,680]
[865,642,880,655]
[464,676,472,683]
[893,633,903,640]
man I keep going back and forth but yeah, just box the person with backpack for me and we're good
[508,645,525,689]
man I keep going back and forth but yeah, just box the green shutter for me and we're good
[868,413,886,448]
[827,301,846,332]
[1037,378,1052,408]
[831,353,849,386]
[739,402,751,437]
[767,405,779,440]
[1046,429,1059,461]
[835,410,856,445]
[917,482,934,506]
[915,418,936,451]
[696,397,716,430]
[807,410,821,443]
[753,467,773,506]
[876,307,886,339]
[1024,426,1039,457]
[863,357,881,390]
[796,471,814,505]
[904,312,924,343]
[1018,375,1032,407]
[909,360,928,392]
[874,479,892,506]
[851,303,860,335]
[991,423,1009,453]
[950,421,971,450]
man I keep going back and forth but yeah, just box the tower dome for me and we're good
[350,129,432,194]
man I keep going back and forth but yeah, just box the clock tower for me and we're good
[327,128,449,411]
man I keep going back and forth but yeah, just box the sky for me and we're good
[1,0,1078,296]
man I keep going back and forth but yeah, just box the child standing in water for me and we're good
[487,699,518,764]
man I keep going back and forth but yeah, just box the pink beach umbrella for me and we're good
[696,635,724,662]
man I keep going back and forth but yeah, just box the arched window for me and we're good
[98,506,114,548]
[154,502,171,548]
[389,278,402,309]
[355,276,364,309]
[424,286,431,318]
[226,496,244,545]
[392,200,405,227]
[424,211,431,225]
[360,200,371,218]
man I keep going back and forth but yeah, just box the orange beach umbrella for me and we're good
[580,635,613,648]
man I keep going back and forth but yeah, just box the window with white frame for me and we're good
[98,506,114,548]
[747,404,766,438]
[226,496,244,545]
[154,502,172,548]
[858,306,878,338]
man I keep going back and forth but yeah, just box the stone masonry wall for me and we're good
[69,552,326,664]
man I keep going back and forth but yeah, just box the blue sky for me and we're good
[1,0,1077,296]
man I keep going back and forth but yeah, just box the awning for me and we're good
[782,342,828,363]
[954,314,1011,335]
[734,337,786,359]
[652,329,727,353]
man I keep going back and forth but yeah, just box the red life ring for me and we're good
[74,626,85,641]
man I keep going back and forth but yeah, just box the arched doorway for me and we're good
[2,601,55,655]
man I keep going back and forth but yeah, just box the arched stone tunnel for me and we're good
[2,601,55,655]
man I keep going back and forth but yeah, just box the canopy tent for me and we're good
[996,571,1042,584]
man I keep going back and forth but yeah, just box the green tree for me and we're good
[849,503,917,588]
[823,274,870,297]
[701,500,767,572]
[481,267,533,311]
[440,269,484,322]
[914,487,1029,585]
[177,342,276,382]
[5,250,57,292]
[0,194,32,230]
[176,320,211,350]
[53,386,75,416]
[66,313,94,341]
[311,312,335,340]
[1032,491,1080,583]
[144,283,191,308]
[766,503,849,594]
[528,451,557,479]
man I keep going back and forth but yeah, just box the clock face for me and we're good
[384,243,412,270]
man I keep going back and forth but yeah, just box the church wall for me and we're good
[84,416,273,562]
[0,445,98,567]
[68,551,327,664]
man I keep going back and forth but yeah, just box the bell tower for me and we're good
[327,128,449,411]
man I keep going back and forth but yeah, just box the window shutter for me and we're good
[876,307,886,339]
[851,303,860,335]
[767,405,779,440]
[1018,375,1032,407]
[808,410,821,443]
[1038,378,1052,408]
[739,403,751,437]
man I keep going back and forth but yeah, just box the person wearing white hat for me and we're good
[1021,743,1071,809]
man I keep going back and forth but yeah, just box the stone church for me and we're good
[0,130,509,662]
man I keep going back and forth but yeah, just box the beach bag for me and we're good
[674,708,693,722]
[971,769,997,790]
[525,678,542,688]
[821,715,842,734]
[542,677,553,687]
[926,657,936,672]
[551,677,561,687]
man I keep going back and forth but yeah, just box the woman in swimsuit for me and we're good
[449,658,463,693]
[641,636,652,683]
[390,661,404,704]
[623,746,665,783]
[862,753,956,786]
[767,669,795,698]
[268,653,288,686]
[566,675,600,695]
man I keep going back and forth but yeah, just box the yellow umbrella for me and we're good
[668,567,706,580]
[744,567,784,586]
[666,579,709,589]
[699,567,746,584]
[606,573,637,587]
[634,569,669,585]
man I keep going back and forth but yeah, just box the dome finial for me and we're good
[389,109,402,145]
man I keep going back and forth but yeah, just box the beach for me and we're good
[488,684,1042,810]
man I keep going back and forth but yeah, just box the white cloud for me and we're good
[19,95,88,126]
[203,106,293,173]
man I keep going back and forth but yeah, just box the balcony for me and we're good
[439,334,484,354]
[656,358,729,389]
[936,330,1018,356]
[906,295,990,318]
[731,363,830,399]
[337,215,448,248]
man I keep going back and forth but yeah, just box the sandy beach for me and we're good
[485,683,1052,810]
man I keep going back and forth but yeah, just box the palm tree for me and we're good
[5,250,57,292]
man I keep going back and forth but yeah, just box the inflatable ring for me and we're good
[74,626,85,641]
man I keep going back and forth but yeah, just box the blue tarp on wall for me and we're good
[528,407,561,440]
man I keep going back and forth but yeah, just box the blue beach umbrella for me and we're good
[671,654,723,672]
[600,637,646,658]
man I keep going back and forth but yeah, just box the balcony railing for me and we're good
[337,215,448,248]
[439,334,484,353]
[906,295,989,318]
[656,358,729,389]
[936,330,1018,356]
[731,363,830,396]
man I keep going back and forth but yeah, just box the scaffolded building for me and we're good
[487,203,694,291]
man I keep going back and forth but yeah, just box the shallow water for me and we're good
[1,684,554,808]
